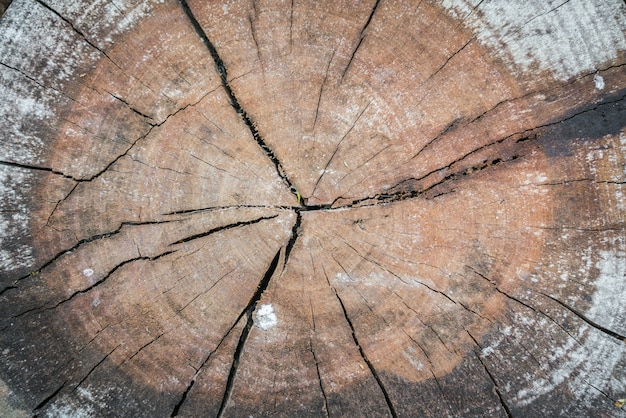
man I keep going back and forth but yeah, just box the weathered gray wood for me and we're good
[0,0,625,416]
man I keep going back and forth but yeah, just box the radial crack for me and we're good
[0,159,77,181]
[32,381,67,413]
[178,0,299,200]
[541,293,626,342]
[168,215,278,246]
[312,102,370,196]
[466,332,513,418]
[331,287,398,418]
[27,250,176,315]
[341,0,381,81]
[72,345,120,392]
[312,48,336,132]
[216,248,282,417]
[4,219,181,293]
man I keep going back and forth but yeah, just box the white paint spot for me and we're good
[441,0,626,80]
[83,268,94,277]
[222,4,229,15]
[255,304,277,330]
[92,297,101,307]
[593,72,605,90]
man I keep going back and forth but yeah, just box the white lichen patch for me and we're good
[0,166,33,274]
[513,248,626,407]
[255,304,278,330]
[587,250,626,333]
[441,0,626,80]
[0,378,29,418]
[44,0,166,49]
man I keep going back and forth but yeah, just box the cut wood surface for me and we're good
[0,0,625,416]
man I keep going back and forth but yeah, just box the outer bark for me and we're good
[0,0,625,417]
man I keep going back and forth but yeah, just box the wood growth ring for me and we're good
[0,0,625,416]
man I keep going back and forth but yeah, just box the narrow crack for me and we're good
[72,344,120,392]
[466,266,585,347]
[178,0,299,200]
[3,219,181,294]
[541,293,626,342]
[33,0,167,106]
[123,333,164,364]
[339,89,624,208]
[168,215,278,246]
[216,248,283,417]
[341,0,381,81]
[32,381,67,413]
[331,286,398,418]
[283,211,302,268]
[0,159,77,181]
[0,61,80,105]
[162,204,291,216]
[312,102,370,197]
[170,310,247,417]
[466,331,513,418]
[312,48,336,132]
[499,0,572,42]
[12,250,177,318]
[308,306,330,418]
[109,93,156,123]
[412,63,626,162]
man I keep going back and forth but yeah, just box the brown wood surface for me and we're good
[0,0,625,416]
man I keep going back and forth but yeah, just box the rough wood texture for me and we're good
[1,0,625,416]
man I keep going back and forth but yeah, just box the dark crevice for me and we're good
[169,215,278,246]
[541,293,626,342]
[5,219,180,291]
[341,0,381,81]
[33,0,166,105]
[283,211,301,268]
[72,345,120,391]
[178,0,299,201]
[413,64,625,162]
[0,159,79,181]
[170,313,248,417]
[216,248,283,417]
[124,333,164,364]
[466,266,585,346]
[162,204,291,216]
[23,250,176,316]
[332,287,398,418]
[0,61,79,104]
[345,151,523,209]
[32,381,67,413]
[109,93,156,123]
[466,331,513,418]
[170,380,194,417]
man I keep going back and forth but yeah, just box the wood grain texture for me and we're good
[0,0,625,416]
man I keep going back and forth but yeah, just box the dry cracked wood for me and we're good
[1,0,625,416]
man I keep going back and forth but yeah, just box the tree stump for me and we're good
[1,0,625,416]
